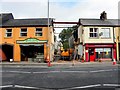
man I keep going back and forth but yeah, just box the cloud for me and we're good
[1,0,119,40]
[1,2,48,18]
[50,0,119,21]
[2,0,48,2]
[1,0,119,19]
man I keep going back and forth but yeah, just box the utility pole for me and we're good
[47,0,52,66]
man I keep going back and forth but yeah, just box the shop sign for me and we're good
[17,38,47,44]
[86,44,113,48]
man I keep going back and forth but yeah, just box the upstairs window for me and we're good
[100,28,110,38]
[20,28,27,37]
[89,28,98,38]
[5,29,12,37]
[35,28,42,36]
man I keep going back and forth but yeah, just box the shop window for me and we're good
[5,29,12,37]
[35,28,42,36]
[100,28,110,38]
[89,28,98,38]
[95,48,112,59]
[20,28,27,37]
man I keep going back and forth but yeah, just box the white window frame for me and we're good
[35,28,42,37]
[20,28,27,37]
[5,29,12,37]
[100,28,110,38]
[89,28,98,38]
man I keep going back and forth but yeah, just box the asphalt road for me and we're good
[1,64,120,90]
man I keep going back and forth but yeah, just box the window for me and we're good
[89,28,98,38]
[20,28,27,37]
[95,48,112,59]
[35,28,42,36]
[100,28,110,38]
[5,29,12,37]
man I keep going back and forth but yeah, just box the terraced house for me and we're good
[78,11,120,62]
[114,27,120,61]
[0,13,54,62]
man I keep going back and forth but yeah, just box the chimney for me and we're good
[100,11,107,20]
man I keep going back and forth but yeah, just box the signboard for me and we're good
[19,44,44,46]
[86,44,113,48]
[17,38,47,44]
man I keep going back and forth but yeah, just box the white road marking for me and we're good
[33,71,48,74]
[50,71,61,73]
[63,84,101,90]
[113,69,119,71]
[15,85,39,89]
[2,68,118,74]
[0,84,101,89]
[1,84,119,89]
[0,71,2,73]
[33,71,62,74]
[61,71,88,73]
[103,84,120,87]
[0,85,13,88]
[5,71,31,74]
[89,69,113,73]
[33,71,88,74]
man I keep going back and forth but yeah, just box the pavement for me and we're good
[0,60,119,67]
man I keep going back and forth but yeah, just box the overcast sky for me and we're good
[1,0,120,40]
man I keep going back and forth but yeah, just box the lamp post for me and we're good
[47,0,52,66]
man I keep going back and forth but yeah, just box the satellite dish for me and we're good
[99,32,103,36]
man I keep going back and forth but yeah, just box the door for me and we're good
[89,48,95,62]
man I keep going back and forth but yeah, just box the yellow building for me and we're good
[0,13,54,62]
[115,27,120,61]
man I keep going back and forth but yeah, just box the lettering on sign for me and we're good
[17,38,47,43]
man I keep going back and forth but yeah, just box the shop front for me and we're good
[16,38,48,62]
[85,44,116,62]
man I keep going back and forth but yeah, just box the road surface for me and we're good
[1,64,120,90]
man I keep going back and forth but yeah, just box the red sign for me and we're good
[86,44,114,48]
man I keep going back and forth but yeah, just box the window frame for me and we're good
[95,48,112,59]
[20,28,27,37]
[89,28,98,38]
[5,29,12,37]
[100,28,111,38]
[35,28,43,37]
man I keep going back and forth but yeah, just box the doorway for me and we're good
[20,45,44,61]
[2,44,13,62]
[89,48,95,62]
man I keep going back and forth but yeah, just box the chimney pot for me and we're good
[100,11,107,20]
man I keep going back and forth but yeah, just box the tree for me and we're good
[59,25,78,49]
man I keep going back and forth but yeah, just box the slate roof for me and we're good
[2,18,53,27]
[79,18,120,26]
[0,13,53,27]
[0,13,14,24]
